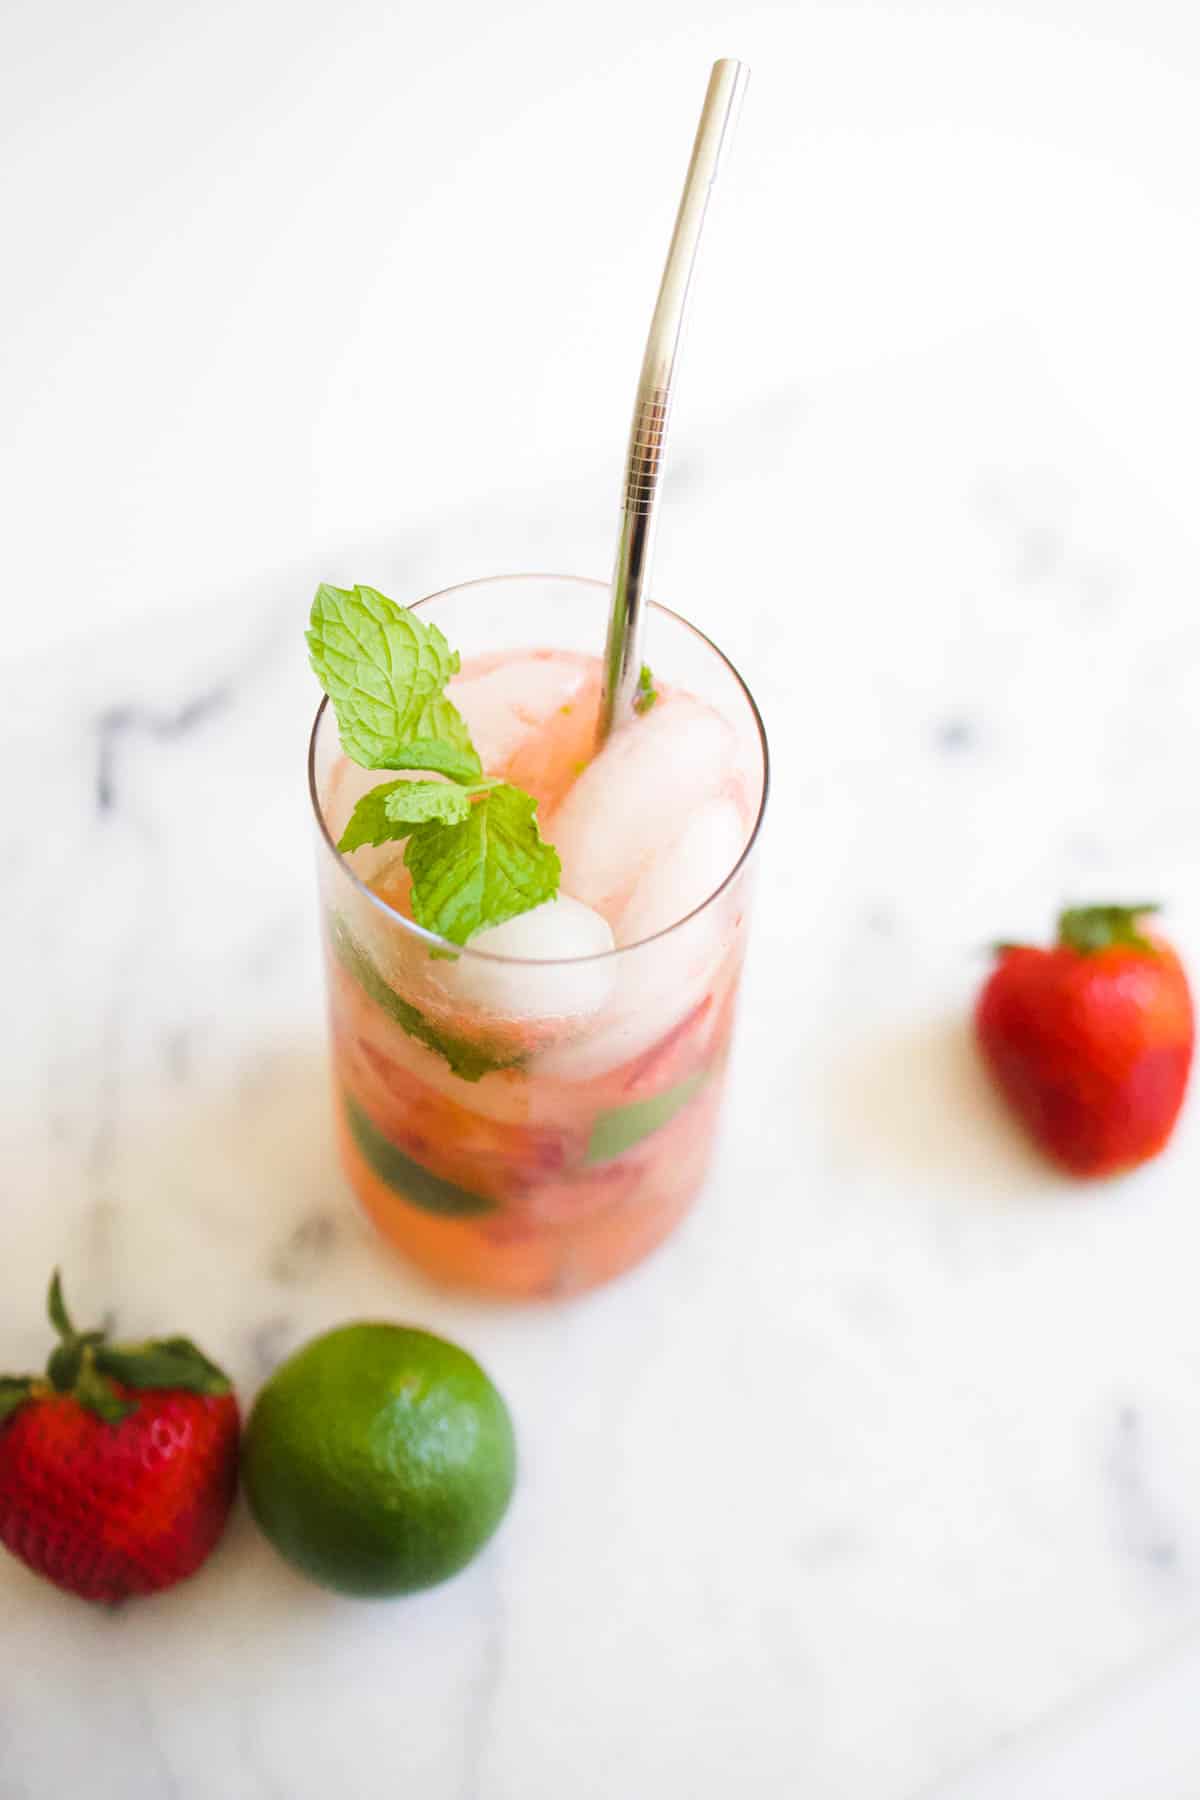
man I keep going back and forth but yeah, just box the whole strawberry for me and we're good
[976,904,1194,1177]
[0,1273,239,1603]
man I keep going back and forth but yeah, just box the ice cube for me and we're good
[323,758,412,885]
[534,809,745,1085]
[615,797,748,946]
[449,655,592,769]
[532,926,724,1083]
[449,653,602,814]
[435,895,616,1021]
[548,696,741,922]
[325,757,389,840]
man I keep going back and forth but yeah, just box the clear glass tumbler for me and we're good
[308,574,768,1298]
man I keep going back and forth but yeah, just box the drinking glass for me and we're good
[308,574,768,1298]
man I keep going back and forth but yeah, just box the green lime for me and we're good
[241,1322,516,1597]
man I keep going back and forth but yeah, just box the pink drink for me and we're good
[309,576,767,1299]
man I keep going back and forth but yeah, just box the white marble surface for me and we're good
[7,3,1200,1795]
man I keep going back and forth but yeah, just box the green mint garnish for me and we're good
[337,779,474,852]
[386,696,482,784]
[634,663,658,715]
[307,583,480,778]
[405,784,560,947]
[309,582,561,945]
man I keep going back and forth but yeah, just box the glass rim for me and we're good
[307,572,770,967]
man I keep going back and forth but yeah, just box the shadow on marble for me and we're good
[829,1013,1064,1204]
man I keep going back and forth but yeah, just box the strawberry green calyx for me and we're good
[1,1272,232,1430]
[1058,904,1160,957]
[0,1378,35,1425]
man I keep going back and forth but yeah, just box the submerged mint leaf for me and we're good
[634,663,658,716]
[342,1092,494,1216]
[328,916,522,1082]
[585,1070,708,1164]
[404,784,561,946]
[337,779,472,853]
[307,584,472,770]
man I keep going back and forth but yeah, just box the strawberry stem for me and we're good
[44,1270,105,1393]
[8,1271,233,1424]
[47,1269,74,1339]
[75,1349,136,1423]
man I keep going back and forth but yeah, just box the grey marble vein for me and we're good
[95,683,233,815]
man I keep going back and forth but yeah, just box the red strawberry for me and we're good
[0,1273,239,1603]
[976,903,1194,1177]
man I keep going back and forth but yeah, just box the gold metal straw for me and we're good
[597,57,750,744]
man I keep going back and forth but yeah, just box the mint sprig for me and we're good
[307,583,480,778]
[405,784,560,946]
[337,779,474,852]
[387,695,481,784]
[311,583,561,946]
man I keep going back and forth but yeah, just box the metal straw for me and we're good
[597,57,750,745]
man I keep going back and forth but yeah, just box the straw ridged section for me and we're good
[623,388,669,517]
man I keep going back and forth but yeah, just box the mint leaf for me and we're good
[337,782,408,854]
[310,582,561,942]
[634,663,658,715]
[405,784,561,946]
[385,737,481,781]
[307,583,477,772]
[337,779,472,853]
[328,916,522,1082]
[390,693,481,783]
[386,783,473,828]
[343,1092,494,1215]
[585,1070,708,1164]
